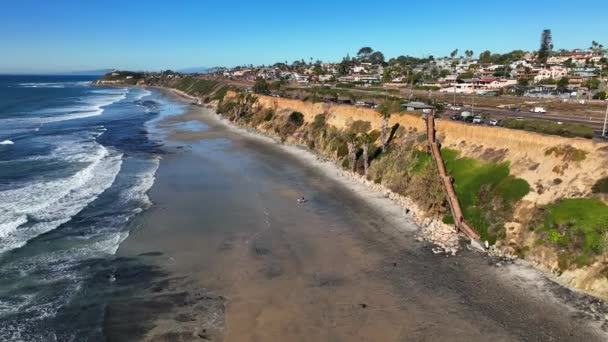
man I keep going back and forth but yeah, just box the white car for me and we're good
[489,119,499,126]
[530,107,547,113]
[472,116,483,124]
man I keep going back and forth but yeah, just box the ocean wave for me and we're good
[0,88,129,128]
[120,157,160,207]
[36,90,128,124]
[0,140,14,145]
[0,143,123,254]
[16,81,91,89]
[134,89,152,101]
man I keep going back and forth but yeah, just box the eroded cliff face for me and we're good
[231,92,608,299]
[254,94,607,206]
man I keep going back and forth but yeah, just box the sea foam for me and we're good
[0,141,123,254]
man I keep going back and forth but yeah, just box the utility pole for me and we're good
[603,101,608,137]
[453,79,456,107]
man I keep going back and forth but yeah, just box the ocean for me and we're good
[0,75,175,340]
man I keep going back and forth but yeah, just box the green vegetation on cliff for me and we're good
[535,198,608,269]
[441,149,530,243]
[173,77,217,97]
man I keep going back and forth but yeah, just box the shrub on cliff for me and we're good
[288,112,305,127]
[535,198,608,270]
[313,114,326,130]
[592,177,608,193]
[348,120,371,134]
[368,146,447,216]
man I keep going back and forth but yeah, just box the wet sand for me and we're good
[107,91,608,341]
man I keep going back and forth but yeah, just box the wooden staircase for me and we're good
[426,112,480,240]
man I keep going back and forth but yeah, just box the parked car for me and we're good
[464,116,474,123]
[472,116,483,124]
[489,119,500,126]
[450,114,462,121]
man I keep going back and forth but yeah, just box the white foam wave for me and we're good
[0,143,123,254]
[17,81,91,88]
[0,140,14,145]
[134,89,152,101]
[120,157,160,207]
[0,88,129,128]
[36,90,128,124]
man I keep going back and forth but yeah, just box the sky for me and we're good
[1,0,607,73]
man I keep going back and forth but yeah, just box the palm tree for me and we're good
[345,132,358,172]
[359,133,372,177]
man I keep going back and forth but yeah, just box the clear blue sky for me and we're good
[1,0,607,73]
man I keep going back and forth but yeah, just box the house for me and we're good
[534,67,569,82]
[571,67,598,78]
[337,74,380,84]
[293,74,309,84]
[439,77,517,94]
[318,74,333,82]
[351,65,367,73]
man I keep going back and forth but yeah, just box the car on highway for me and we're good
[450,114,462,121]
[472,116,483,124]
[516,117,525,121]
[530,107,547,113]
[464,116,474,123]
[489,119,500,126]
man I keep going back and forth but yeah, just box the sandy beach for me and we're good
[104,89,608,341]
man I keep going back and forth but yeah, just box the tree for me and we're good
[583,79,601,90]
[593,91,607,100]
[359,133,373,177]
[345,132,358,172]
[450,49,459,58]
[369,51,385,65]
[357,47,374,61]
[313,64,324,76]
[253,77,270,95]
[376,99,400,152]
[479,50,492,64]
[338,54,352,76]
[538,29,553,65]
[557,76,569,92]
[563,58,575,68]
[465,50,474,59]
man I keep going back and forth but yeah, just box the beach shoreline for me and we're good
[106,87,608,341]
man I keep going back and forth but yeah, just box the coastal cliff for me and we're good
[98,73,608,300]
[220,91,608,299]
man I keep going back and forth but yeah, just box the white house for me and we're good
[534,67,569,82]
[440,77,517,94]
